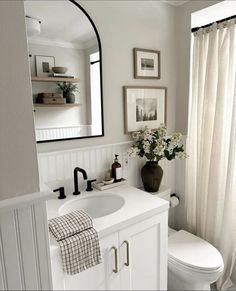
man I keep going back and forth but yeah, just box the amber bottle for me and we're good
[111,154,122,182]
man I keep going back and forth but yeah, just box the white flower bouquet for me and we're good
[127,125,187,162]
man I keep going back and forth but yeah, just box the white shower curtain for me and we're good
[185,20,236,290]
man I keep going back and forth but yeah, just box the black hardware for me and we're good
[36,1,104,144]
[192,14,236,33]
[86,179,96,192]
[73,167,88,195]
[53,187,66,199]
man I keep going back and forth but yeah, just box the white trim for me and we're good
[0,227,7,290]
[28,36,83,50]
[38,140,132,156]
[28,36,98,50]
[162,0,189,6]
[0,192,54,212]
[31,205,42,290]
[0,196,53,290]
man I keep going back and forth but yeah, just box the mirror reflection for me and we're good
[24,0,103,142]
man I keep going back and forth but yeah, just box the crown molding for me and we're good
[162,0,189,6]
[28,36,84,49]
[28,36,98,50]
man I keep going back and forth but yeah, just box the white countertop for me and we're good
[47,184,170,242]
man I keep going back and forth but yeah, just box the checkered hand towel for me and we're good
[49,210,102,274]
[59,228,102,275]
[48,210,93,240]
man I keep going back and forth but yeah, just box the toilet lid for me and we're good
[168,230,223,271]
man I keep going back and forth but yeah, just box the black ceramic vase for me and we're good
[141,161,163,192]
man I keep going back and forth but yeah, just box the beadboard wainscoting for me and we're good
[0,192,53,290]
[38,141,176,194]
[35,125,93,142]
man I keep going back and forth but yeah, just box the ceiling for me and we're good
[192,0,236,27]
[24,0,194,47]
[24,1,97,47]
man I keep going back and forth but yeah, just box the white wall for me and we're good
[37,0,177,153]
[0,1,39,201]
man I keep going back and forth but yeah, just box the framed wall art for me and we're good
[35,55,55,77]
[133,48,160,79]
[124,86,166,133]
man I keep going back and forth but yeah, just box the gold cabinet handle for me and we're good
[124,240,130,267]
[111,246,118,273]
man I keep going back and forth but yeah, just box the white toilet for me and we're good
[151,186,224,290]
[168,228,224,290]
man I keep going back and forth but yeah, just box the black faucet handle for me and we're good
[86,179,96,192]
[53,187,66,199]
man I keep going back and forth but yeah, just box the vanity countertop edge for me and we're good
[47,184,170,248]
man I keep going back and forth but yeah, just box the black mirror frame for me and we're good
[37,0,104,143]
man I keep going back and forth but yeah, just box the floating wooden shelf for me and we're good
[34,103,80,108]
[31,76,80,83]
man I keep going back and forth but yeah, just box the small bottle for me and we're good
[111,154,122,182]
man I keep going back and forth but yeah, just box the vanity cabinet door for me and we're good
[63,232,121,290]
[118,212,168,291]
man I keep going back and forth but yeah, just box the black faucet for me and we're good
[53,187,66,199]
[86,179,96,192]
[73,167,88,195]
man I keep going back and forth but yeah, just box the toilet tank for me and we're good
[145,185,171,201]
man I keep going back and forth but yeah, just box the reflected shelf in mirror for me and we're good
[31,76,80,83]
[34,103,81,108]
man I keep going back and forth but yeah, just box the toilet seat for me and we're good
[168,230,224,272]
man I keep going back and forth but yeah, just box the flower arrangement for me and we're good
[127,125,187,162]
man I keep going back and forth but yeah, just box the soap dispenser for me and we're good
[111,154,122,182]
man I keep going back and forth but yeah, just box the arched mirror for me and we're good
[24,0,104,143]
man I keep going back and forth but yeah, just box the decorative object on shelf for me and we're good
[128,125,187,192]
[57,81,79,103]
[52,66,68,74]
[124,86,166,133]
[133,48,160,79]
[35,55,55,77]
[36,92,65,104]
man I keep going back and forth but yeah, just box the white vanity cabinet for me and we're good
[63,232,120,290]
[56,211,168,291]
[49,185,170,291]
[119,212,168,290]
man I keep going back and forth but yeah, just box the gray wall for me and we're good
[0,0,222,201]
[0,1,39,201]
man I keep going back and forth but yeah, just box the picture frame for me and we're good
[35,55,55,77]
[133,48,160,79]
[124,86,166,133]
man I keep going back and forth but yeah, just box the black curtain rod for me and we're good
[191,14,236,33]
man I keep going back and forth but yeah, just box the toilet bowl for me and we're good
[148,187,224,291]
[168,229,224,290]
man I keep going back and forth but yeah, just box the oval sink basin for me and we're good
[59,194,125,219]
